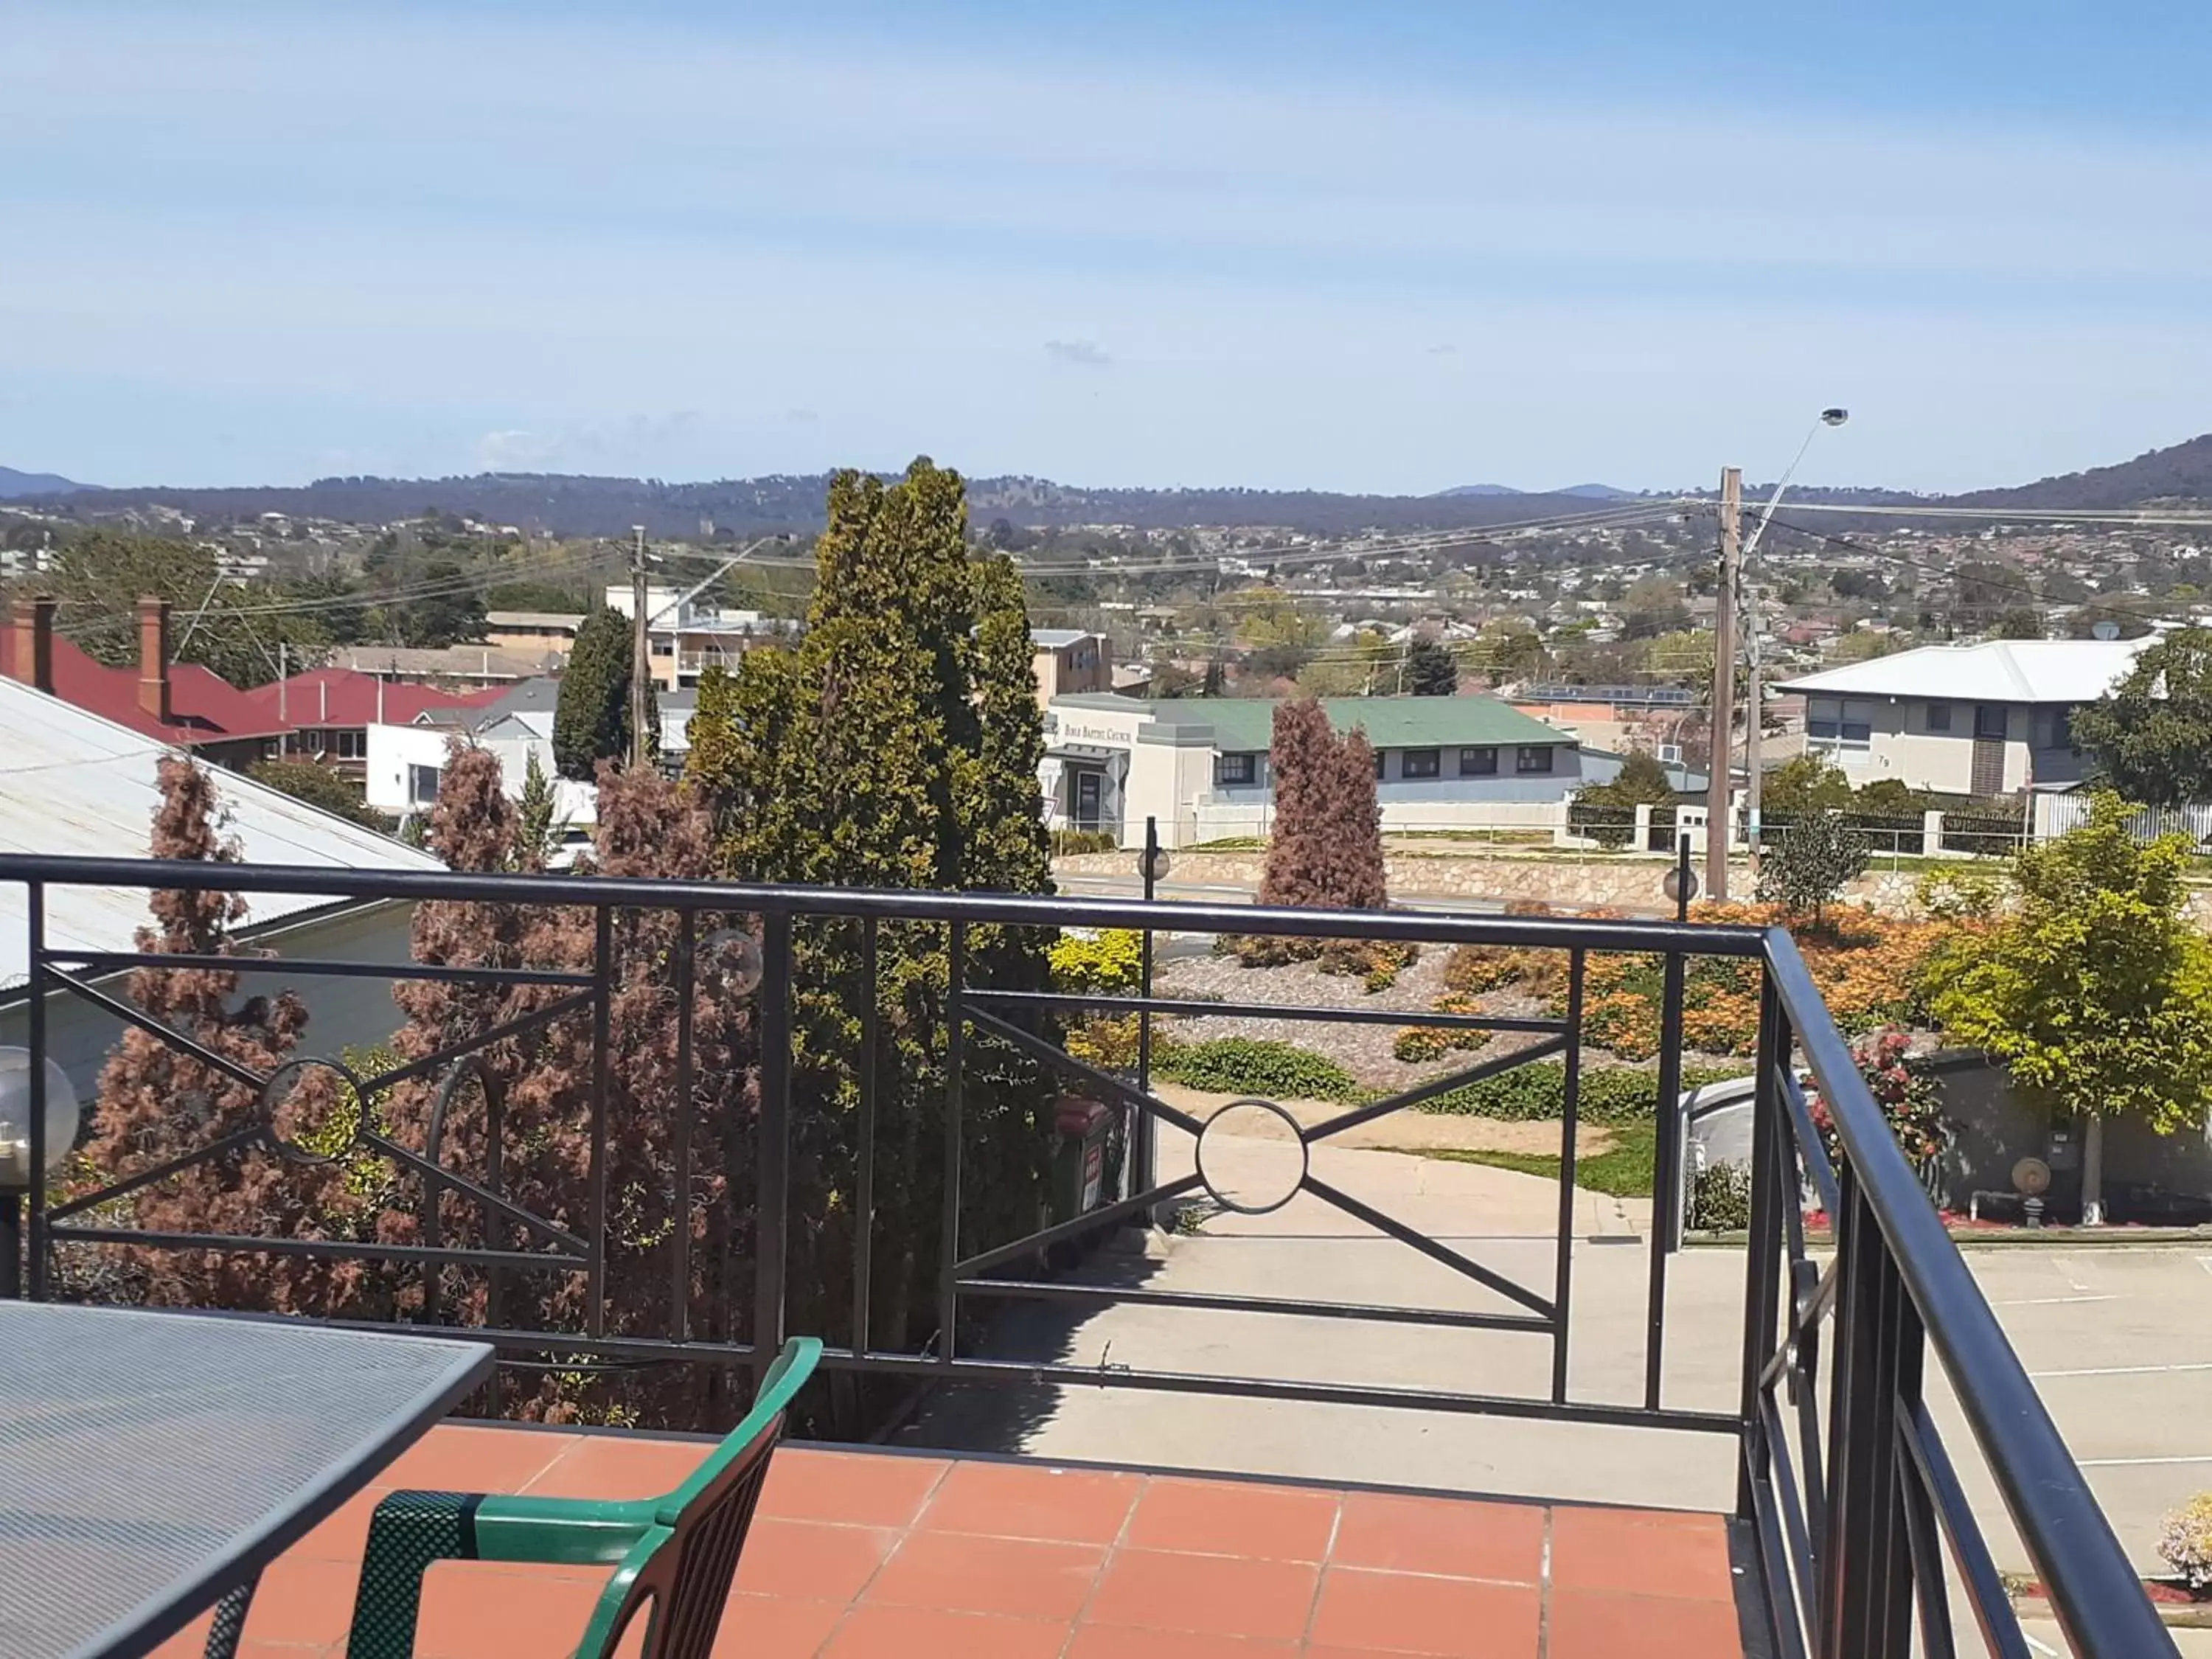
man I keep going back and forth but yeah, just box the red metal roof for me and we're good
[0,628,293,747]
[240,668,503,728]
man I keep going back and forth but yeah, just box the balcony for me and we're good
[148,1429,1739,1658]
[0,852,2175,1658]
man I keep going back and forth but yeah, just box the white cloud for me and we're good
[1045,340,1111,367]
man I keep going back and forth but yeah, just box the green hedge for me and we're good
[1150,1037,1749,1121]
[1419,1060,1749,1123]
[1152,1037,1366,1102]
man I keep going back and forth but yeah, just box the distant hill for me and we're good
[18,472,1638,540]
[0,466,83,498]
[1944,432,2212,512]
[18,428,2212,536]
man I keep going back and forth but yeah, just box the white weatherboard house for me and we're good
[1041,694,1585,847]
[0,677,445,1102]
[1775,637,2154,799]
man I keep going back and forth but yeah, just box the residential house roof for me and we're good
[1030,628,1096,650]
[0,678,442,992]
[1051,693,1573,751]
[240,668,501,729]
[1775,638,2155,705]
[325,643,567,681]
[484,610,585,630]
[0,624,292,747]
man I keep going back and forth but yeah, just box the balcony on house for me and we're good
[0,852,2172,1659]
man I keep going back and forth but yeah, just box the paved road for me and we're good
[902,1121,2212,1593]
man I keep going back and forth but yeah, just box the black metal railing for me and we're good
[0,852,2171,1658]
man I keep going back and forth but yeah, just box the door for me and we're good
[1074,770,1103,831]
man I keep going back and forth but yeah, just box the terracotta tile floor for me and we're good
[150,1425,1748,1658]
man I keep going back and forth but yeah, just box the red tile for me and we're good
[414,1561,613,1658]
[1307,1568,1539,1657]
[291,1484,392,1562]
[522,1433,712,1499]
[863,1530,1106,1621]
[824,1604,1071,1657]
[1331,1492,1543,1583]
[1123,1475,1340,1561]
[711,1594,850,1658]
[1065,1628,1298,1659]
[236,1557,364,1649]
[761,1448,950,1527]
[145,1615,215,1659]
[731,1518,901,1603]
[1547,1588,1746,1658]
[380,1422,579,1492]
[917,1460,1142,1545]
[1548,1508,1734,1601]
[1085,1548,1321,1642]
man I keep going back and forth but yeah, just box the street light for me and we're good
[1744,408,1850,870]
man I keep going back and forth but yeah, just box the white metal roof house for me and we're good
[0,677,445,1100]
[1775,637,2154,798]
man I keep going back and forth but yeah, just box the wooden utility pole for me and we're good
[1705,467,1742,901]
[629,525,650,770]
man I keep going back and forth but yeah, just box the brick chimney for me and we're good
[9,596,55,694]
[137,596,173,725]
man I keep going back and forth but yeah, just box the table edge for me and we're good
[69,1318,496,1659]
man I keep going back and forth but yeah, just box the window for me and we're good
[1515,745,1556,774]
[1924,701,1952,733]
[1807,696,1874,753]
[1458,745,1498,776]
[1376,749,1387,779]
[1974,704,2008,741]
[2034,705,2075,750]
[407,763,442,805]
[1216,752,1256,786]
[335,728,366,759]
[1402,748,1441,779]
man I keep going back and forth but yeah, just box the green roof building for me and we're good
[1040,692,1593,848]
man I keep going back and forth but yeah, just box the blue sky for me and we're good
[6,1,2212,494]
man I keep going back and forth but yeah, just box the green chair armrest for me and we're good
[472,1493,656,1566]
[344,1489,655,1659]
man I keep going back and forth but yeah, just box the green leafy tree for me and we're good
[2073,627,2212,807]
[1405,634,1460,696]
[247,759,385,829]
[512,748,569,870]
[1570,750,1677,849]
[1992,608,2045,640]
[1763,754,1855,815]
[1932,793,2212,1221]
[1755,813,1869,927]
[685,459,1054,1376]
[553,607,655,779]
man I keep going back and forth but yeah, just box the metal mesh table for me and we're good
[0,1303,493,1659]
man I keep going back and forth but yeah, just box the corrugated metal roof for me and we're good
[1777,638,2154,704]
[1079,695,1572,753]
[0,678,443,992]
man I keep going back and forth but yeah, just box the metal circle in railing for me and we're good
[1194,1097,1309,1215]
[700,928,764,998]
[260,1057,366,1165]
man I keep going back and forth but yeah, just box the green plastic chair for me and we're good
[344,1336,824,1659]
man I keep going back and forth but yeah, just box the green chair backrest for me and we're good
[571,1337,822,1659]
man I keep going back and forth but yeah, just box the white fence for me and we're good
[2031,795,2212,846]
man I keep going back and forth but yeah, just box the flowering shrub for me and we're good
[1050,928,1145,996]
[2158,1494,2212,1593]
[1804,1027,1947,1175]
[1393,1026,1453,1062]
[1557,903,1962,1060]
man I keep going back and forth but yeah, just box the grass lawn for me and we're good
[1416,1119,1658,1197]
